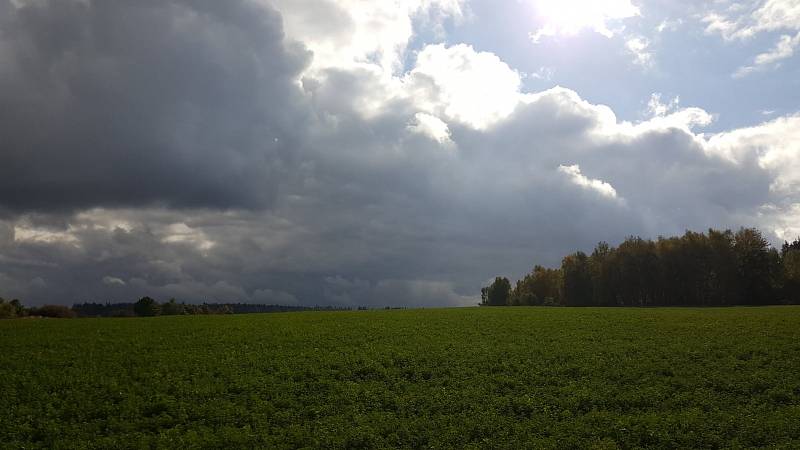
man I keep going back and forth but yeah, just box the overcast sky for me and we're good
[1,0,799,307]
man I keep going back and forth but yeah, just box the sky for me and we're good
[1,0,799,307]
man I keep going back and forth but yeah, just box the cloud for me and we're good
[323,276,476,307]
[271,0,466,74]
[160,223,215,253]
[251,288,298,305]
[0,0,799,308]
[0,0,310,212]
[754,31,800,64]
[734,31,800,77]
[558,165,621,200]
[647,93,681,117]
[706,114,800,194]
[625,36,654,68]
[29,277,47,289]
[530,0,640,42]
[403,43,523,130]
[656,18,683,34]
[760,202,800,243]
[525,67,556,81]
[0,78,787,307]
[407,113,454,146]
[526,0,650,69]
[703,0,800,75]
[13,225,79,245]
[632,94,714,133]
[703,0,800,40]
[102,276,126,287]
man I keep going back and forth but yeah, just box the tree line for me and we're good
[482,228,800,307]
[0,297,352,319]
[75,298,351,317]
[0,299,76,318]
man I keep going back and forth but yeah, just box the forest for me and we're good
[482,228,800,307]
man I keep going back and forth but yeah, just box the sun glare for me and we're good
[531,0,640,42]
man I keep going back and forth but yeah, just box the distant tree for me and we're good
[0,298,16,319]
[510,278,535,306]
[509,264,565,307]
[110,308,136,317]
[484,227,796,308]
[534,266,563,305]
[9,299,25,317]
[30,305,76,318]
[481,277,511,306]
[160,298,185,315]
[133,297,161,317]
[783,237,800,256]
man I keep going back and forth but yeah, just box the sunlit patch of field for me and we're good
[2,307,800,448]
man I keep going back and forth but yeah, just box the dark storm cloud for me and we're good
[0,0,309,211]
[0,2,795,307]
[0,75,781,306]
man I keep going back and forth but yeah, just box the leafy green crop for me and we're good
[2,307,800,449]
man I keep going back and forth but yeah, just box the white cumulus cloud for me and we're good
[530,0,640,42]
[558,164,620,200]
[408,112,454,146]
[704,0,800,76]
[626,36,654,68]
[404,43,523,130]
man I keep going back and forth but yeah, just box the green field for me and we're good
[2,307,800,449]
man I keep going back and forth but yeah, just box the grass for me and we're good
[2,307,800,449]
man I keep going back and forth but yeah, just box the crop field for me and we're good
[2,307,800,449]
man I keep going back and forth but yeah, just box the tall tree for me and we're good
[481,277,512,306]
[781,241,800,304]
[734,228,774,305]
[483,227,800,307]
[562,252,593,306]
[133,297,161,317]
[706,229,739,306]
[511,265,562,306]
[614,237,658,306]
[589,242,612,306]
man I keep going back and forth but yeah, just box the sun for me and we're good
[531,0,640,42]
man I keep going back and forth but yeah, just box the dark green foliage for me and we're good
[511,265,561,306]
[782,239,800,304]
[734,228,775,305]
[0,299,15,319]
[0,298,25,319]
[10,299,25,317]
[2,308,800,448]
[481,277,511,306]
[133,297,161,317]
[610,236,660,306]
[160,299,185,316]
[28,304,76,318]
[704,229,740,305]
[562,252,593,306]
[589,241,611,305]
[504,227,798,307]
[72,301,339,317]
